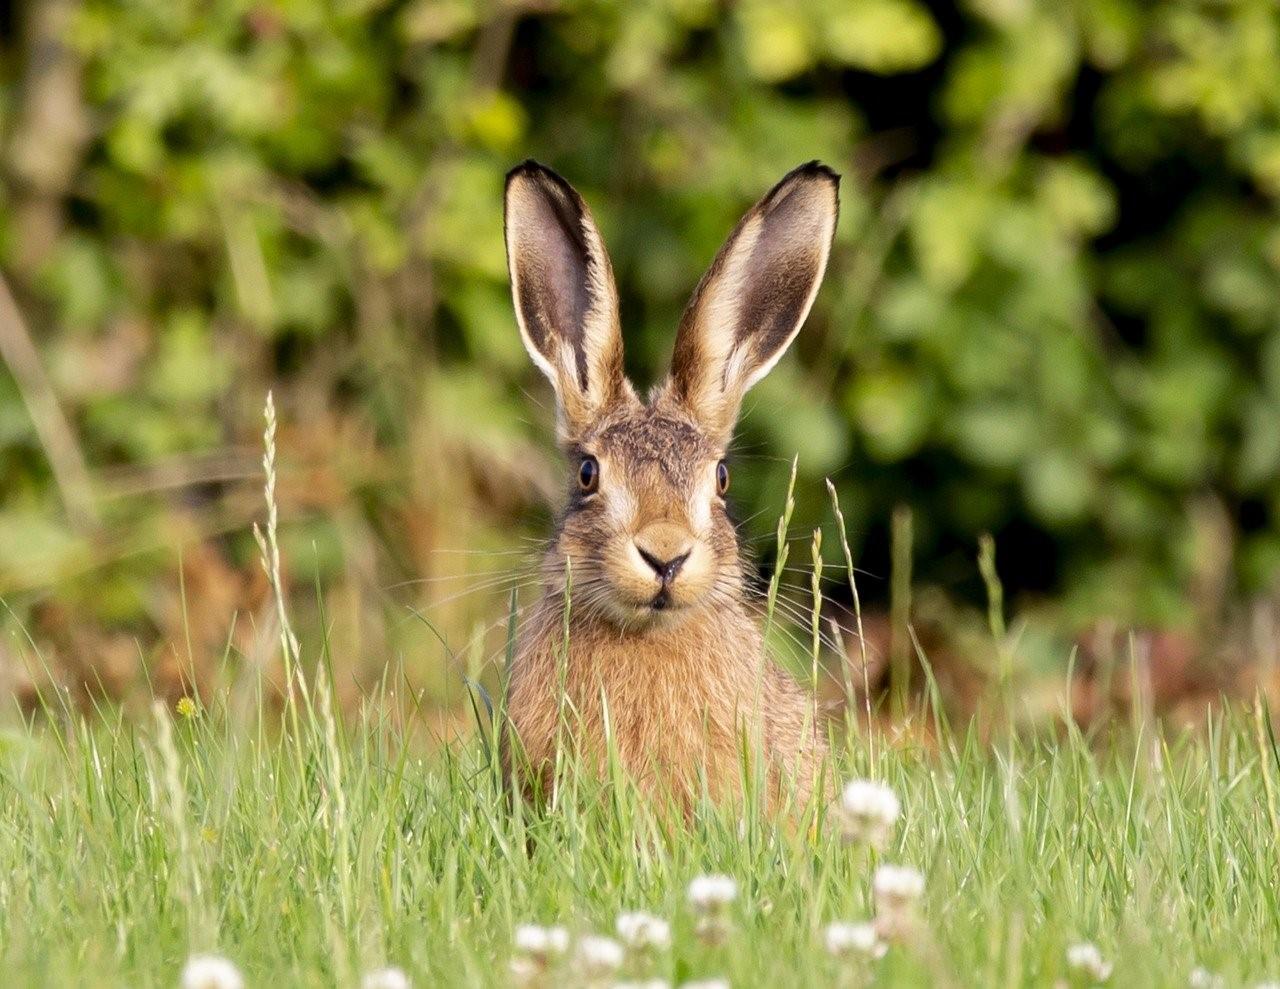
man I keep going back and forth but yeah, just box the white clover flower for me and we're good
[835,779,901,848]
[871,864,925,915]
[823,921,887,960]
[576,935,625,978]
[180,955,244,989]
[687,875,738,913]
[1189,968,1224,989]
[514,923,570,960]
[616,911,672,951]
[361,967,410,989]
[509,956,541,986]
[1066,942,1113,983]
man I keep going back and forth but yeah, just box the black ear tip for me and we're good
[795,160,841,185]
[506,159,549,185]
[758,160,841,211]
[505,159,584,207]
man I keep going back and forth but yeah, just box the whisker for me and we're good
[419,546,541,557]
[381,565,540,592]
[406,574,542,613]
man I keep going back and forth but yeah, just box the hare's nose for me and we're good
[636,545,690,583]
[634,522,693,583]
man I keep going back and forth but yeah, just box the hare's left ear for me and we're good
[504,160,630,444]
[666,162,839,445]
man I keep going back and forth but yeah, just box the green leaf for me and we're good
[823,0,941,74]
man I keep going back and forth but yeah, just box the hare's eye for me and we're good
[578,456,600,494]
[716,460,730,496]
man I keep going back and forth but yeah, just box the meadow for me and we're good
[3,650,1279,988]
[2,408,1278,989]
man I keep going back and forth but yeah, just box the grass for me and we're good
[0,678,1278,987]
[1,401,1278,987]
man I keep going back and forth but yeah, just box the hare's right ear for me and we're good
[504,160,629,443]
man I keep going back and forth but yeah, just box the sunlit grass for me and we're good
[0,680,1278,987]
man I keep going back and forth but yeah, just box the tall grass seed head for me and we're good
[360,967,410,989]
[687,875,737,913]
[616,911,672,951]
[180,955,244,989]
[836,779,900,848]
[824,921,887,960]
[1065,942,1113,983]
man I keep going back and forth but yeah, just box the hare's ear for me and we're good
[666,162,839,445]
[505,160,629,442]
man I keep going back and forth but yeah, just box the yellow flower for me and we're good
[176,697,198,720]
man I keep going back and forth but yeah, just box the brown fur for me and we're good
[501,161,840,813]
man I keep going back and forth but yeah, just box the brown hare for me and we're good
[500,160,839,813]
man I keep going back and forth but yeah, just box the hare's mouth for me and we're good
[646,582,698,615]
[599,586,695,629]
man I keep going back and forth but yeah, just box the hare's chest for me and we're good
[566,641,755,787]
[506,615,766,799]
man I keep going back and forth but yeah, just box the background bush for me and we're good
[2,0,1280,700]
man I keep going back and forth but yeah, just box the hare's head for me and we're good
[504,161,839,629]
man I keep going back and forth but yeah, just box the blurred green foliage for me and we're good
[3,0,1280,684]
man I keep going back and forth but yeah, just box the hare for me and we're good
[500,160,840,812]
